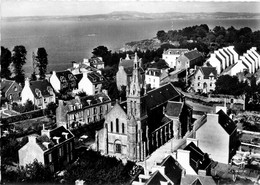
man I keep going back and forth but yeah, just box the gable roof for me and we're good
[146,83,181,110]
[89,57,104,65]
[198,67,217,79]
[1,79,14,93]
[106,102,128,119]
[55,70,76,82]
[164,48,189,55]
[159,155,183,184]
[165,101,184,117]
[29,80,54,98]
[145,170,169,185]
[35,126,74,151]
[146,68,162,77]
[87,71,106,84]
[184,50,203,61]
[216,109,237,135]
[184,142,211,172]
[181,175,216,185]
[221,62,237,74]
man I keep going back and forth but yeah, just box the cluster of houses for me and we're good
[1,46,259,184]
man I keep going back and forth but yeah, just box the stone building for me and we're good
[96,56,192,162]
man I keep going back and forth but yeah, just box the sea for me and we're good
[1,18,260,76]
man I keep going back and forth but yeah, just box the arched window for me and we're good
[116,118,119,133]
[114,140,122,153]
[111,121,113,132]
[122,123,125,134]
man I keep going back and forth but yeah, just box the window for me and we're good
[198,76,201,80]
[9,94,12,100]
[100,106,103,112]
[14,86,18,91]
[210,83,212,87]
[116,119,119,133]
[115,144,121,153]
[94,108,97,114]
[198,82,200,87]
[48,153,52,163]
[122,123,125,134]
[59,147,63,157]
[111,121,113,132]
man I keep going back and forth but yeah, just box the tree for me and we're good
[156,30,168,43]
[1,46,12,79]
[11,45,27,85]
[92,46,112,66]
[36,47,48,79]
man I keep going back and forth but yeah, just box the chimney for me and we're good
[53,136,60,144]
[177,149,190,166]
[186,138,198,147]
[42,142,50,149]
[198,170,207,176]
[24,77,30,87]
[28,135,37,143]
[215,106,227,114]
[62,132,69,140]
[206,113,219,124]
[52,71,56,76]
[99,96,103,102]
[126,54,130,60]
[41,126,51,138]
[151,166,165,175]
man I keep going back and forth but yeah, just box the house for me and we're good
[56,92,111,130]
[145,68,169,89]
[181,174,216,185]
[96,54,187,162]
[164,101,192,139]
[195,107,237,164]
[176,139,212,176]
[116,53,145,91]
[69,61,101,75]
[76,71,106,95]
[19,125,75,172]
[1,79,22,102]
[132,155,183,185]
[221,59,248,76]
[176,49,203,71]
[21,78,55,109]
[192,67,217,93]
[82,57,104,69]
[49,70,77,93]
[162,48,189,69]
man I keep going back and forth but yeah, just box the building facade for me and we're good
[1,79,22,102]
[19,126,75,172]
[21,78,56,109]
[176,49,203,71]
[56,92,111,129]
[192,67,217,93]
[162,49,189,69]
[145,68,168,89]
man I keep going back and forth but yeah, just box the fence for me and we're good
[1,109,46,125]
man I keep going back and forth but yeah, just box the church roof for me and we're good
[165,101,184,117]
[146,83,181,110]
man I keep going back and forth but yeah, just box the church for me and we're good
[95,53,192,162]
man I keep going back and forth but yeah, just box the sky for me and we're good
[1,0,260,17]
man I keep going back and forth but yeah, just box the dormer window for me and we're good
[35,88,42,97]
[47,86,53,94]
[60,76,66,82]
[68,74,74,81]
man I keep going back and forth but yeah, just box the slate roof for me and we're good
[55,70,76,82]
[75,74,83,84]
[164,48,189,55]
[29,80,54,98]
[199,67,217,79]
[165,101,184,117]
[184,50,203,61]
[216,109,237,135]
[145,170,169,185]
[79,92,111,107]
[181,175,216,185]
[145,83,181,110]
[184,142,211,172]
[36,126,74,151]
[146,68,162,77]
[159,155,183,185]
[87,71,106,84]
[1,79,14,94]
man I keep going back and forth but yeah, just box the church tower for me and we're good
[127,53,148,161]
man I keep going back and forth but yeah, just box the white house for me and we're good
[21,78,55,109]
[162,48,189,69]
[49,70,77,93]
[76,71,106,95]
[221,59,248,76]
[250,47,260,69]
[145,68,168,89]
[240,56,252,73]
